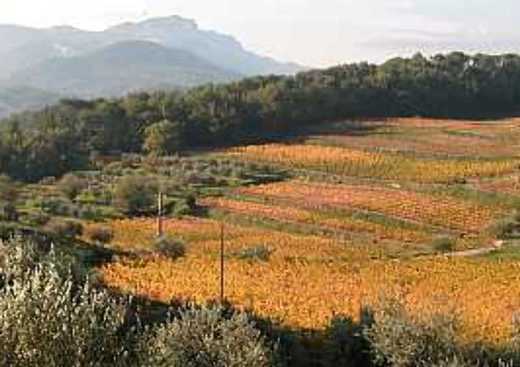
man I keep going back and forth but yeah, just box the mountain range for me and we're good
[0,15,304,118]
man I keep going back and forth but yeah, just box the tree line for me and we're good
[2,51,520,182]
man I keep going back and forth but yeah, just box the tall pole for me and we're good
[157,191,163,237]
[220,222,225,303]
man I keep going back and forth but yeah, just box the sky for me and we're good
[0,0,519,67]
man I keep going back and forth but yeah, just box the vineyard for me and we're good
[227,144,520,183]
[309,118,520,158]
[102,245,520,345]
[97,118,520,346]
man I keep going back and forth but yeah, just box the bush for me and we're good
[40,196,77,216]
[76,205,106,221]
[43,218,83,239]
[25,211,51,226]
[153,236,186,260]
[0,222,17,240]
[88,226,114,244]
[0,176,19,222]
[113,175,158,216]
[170,195,197,217]
[323,310,374,367]
[0,239,135,367]
[57,173,87,200]
[432,236,456,253]
[0,174,18,202]
[234,245,272,262]
[0,202,18,222]
[364,299,466,367]
[103,162,124,176]
[487,218,518,240]
[138,305,279,367]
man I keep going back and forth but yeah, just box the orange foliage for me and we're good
[227,144,520,183]
[201,197,433,244]
[102,253,520,345]
[238,181,499,232]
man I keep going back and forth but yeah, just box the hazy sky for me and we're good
[1,0,518,67]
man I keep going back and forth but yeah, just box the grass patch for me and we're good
[481,243,520,261]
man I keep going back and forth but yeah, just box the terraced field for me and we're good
[98,118,520,346]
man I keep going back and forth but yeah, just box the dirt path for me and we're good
[443,240,504,258]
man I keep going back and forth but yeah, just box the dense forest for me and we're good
[2,51,520,182]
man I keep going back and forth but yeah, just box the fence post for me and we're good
[157,191,163,237]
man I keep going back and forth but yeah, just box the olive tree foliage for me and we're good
[57,173,87,200]
[143,119,184,156]
[0,174,17,202]
[138,305,280,367]
[0,174,18,221]
[364,299,467,367]
[113,175,158,215]
[0,238,134,367]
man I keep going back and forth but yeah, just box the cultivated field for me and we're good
[98,118,520,345]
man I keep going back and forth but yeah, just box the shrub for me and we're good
[364,299,466,367]
[487,218,518,240]
[103,162,124,176]
[153,236,186,260]
[0,202,18,222]
[0,176,19,222]
[432,236,456,253]
[43,218,83,239]
[235,245,272,262]
[88,226,114,244]
[25,211,51,226]
[0,222,16,240]
[113,175,158,216]
[509,210,520,223]
[323,310,374,367]
[138,305,279,367]
[75,205,106,221]
[0,174,18,202]
[57,174,87,200]
[40,196,78,216]
[0,239,134,367]
[170,195,197,217]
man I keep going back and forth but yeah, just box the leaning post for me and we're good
[157,191,164,237]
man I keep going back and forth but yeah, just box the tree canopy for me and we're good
[2,52,520,182]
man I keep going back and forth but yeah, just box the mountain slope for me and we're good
[9,41,241,98]
[0,16,304,81]
[106,16,303,76]
[0,15,305,116]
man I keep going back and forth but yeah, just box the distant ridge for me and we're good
[0,15,305,118]
[9,40,240,98]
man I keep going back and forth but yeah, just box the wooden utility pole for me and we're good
[220,222,225,303]
[157,191,164,237]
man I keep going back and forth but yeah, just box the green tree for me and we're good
[113,175,158,216]
[143,119,183,156]
[0,238,135,367]
[139,305,279,367]
[57,173,87,200]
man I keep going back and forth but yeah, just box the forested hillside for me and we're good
[2,52,520,182]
